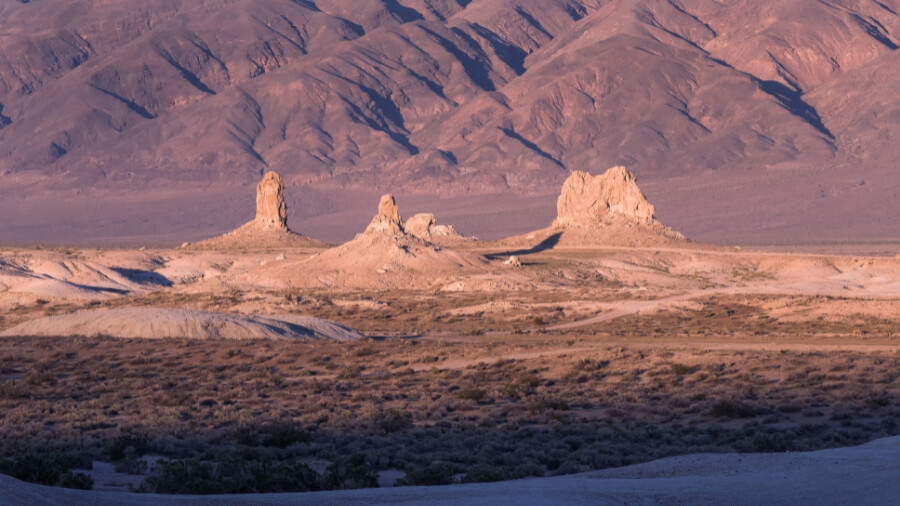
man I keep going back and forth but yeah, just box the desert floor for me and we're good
[1,241,899,501]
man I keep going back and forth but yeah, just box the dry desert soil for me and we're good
[2,236,900,503]
[2,167,900,503]
[2,0,900,503]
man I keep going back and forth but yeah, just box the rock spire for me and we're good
[255,171,288,230]
[365,194,404,235]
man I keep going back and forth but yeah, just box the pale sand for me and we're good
[0,308,362,341]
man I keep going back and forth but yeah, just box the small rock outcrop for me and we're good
[406,213,465,236]
[503,255,522,267]
[255,171,289,229]
[404,213,436,238]
[405,213,474,246]
[554,166,656,228]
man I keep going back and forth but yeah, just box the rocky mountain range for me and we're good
[1,0,899,244]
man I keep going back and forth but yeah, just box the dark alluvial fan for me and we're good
[0,0,898,244]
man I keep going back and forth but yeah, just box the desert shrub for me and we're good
[338,365,363,379]
[138,460,219,494]
[354,347,377,357]
[0,381,26,400]
[106,433,151,460]
[456,387,487,403]
[396,461,456,486]
[711,400,756,418]
[505,373,541,398]
[461,464,507,483]
[749,433,792,453]
[0,454,93,489]
[232,422,311,449]
[114,455,148,474]
[868,394,891,408]
[268,423,312,449]
[502,382,523,399]
[528,397,569,413]
[322,455,378,490]
[59,471,94,490]
[370,408,413,434]
[551,460,583,476]
[670,363,696,376]
[25,371,57,386]
[565,359,609,381]
[139,458,320,494]
[511,462,545,479]
[519,374,541,389]
[233,422,311,449]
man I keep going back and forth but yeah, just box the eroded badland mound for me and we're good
[260,195,487,290]
[503,167,685,248]
[0,308,362,341]
[191,171,327,249]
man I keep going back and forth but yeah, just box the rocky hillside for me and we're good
[1,0,898,244]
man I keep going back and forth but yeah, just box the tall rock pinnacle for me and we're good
[364,194,404,235]
[255,171,288,230]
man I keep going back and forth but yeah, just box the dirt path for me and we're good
[545,278,900,331]
[545,286,789,331]
[546,291,710,331]
[409,336,900,374]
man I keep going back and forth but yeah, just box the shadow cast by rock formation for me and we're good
[111,268,174,287]
[488,232,562,259]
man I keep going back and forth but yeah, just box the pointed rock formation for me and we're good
[191,171,327,250]
[365,194,404,235]
[255,171,289,230]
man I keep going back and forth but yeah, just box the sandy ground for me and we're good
[3,237,900,503]
[5,242,900,338]
[0,436,898,505]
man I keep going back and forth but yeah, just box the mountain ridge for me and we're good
[1,0,899,244]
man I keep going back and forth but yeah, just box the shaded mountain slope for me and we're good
[1,0,898,244]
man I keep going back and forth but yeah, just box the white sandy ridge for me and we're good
[0,308,362,341]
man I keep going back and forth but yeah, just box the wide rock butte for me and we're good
[554,167,657,228]
[499,166,686,248]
